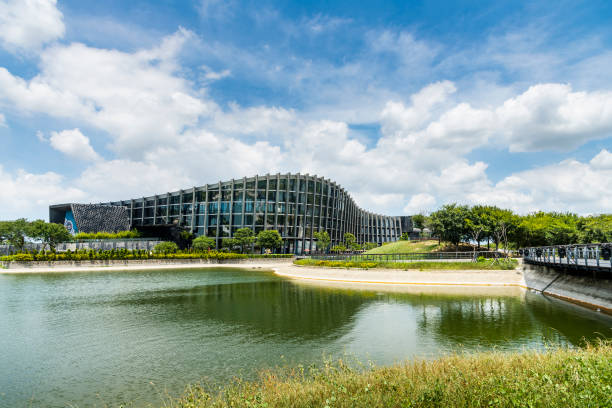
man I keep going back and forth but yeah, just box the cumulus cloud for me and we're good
[590,149,612,170]
[0,165,87,219]
[1,20,612,220]
[0,0,65,52]
[0,29,213,157]
[49,129,100,161]
[466,150,612,214]
[403,193,436,214]
[496,84,612,152]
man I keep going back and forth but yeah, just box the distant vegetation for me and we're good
[171,343,612,408]
[423,205,612,250]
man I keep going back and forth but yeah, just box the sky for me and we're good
[0,0,611,220]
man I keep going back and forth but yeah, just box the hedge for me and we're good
[0,249,294,262]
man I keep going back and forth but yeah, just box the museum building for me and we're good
[50,173,413,254]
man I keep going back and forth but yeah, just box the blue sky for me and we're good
[0,0,611,219]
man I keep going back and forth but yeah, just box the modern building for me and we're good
[50,173,413,254]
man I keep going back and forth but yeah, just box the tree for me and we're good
[344,232,359,251]
[28,220,71,250]
[256,230,282,252]
[313,231,331,253]
[400,232,410,241]
[233,227,255,253]
[221,238,238,251]
[362,242,378,251]
[411,214,427,230]
[1,219,29,251]
[429,204,470,247]
[331,244,347,253]
[153,241,178,254]
[192,236,216,252]
[465,208,487,259]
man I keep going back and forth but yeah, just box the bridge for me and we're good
[522,243,612,273]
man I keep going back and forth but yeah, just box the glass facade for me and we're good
[103,173,409,254]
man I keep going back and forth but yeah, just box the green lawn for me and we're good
[294,258,518,270]
[365,240,442,254]
[172,343,612,407]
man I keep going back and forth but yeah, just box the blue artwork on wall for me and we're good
[64,210,78,235]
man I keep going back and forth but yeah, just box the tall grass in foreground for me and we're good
[171,344,611,408]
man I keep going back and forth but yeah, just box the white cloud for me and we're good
[0,113,5,127]
[49,128,100,161]
[590,149,612,170]
[0,0,65,53]
[0,29,214,157]
[403,193,436,214]
[496,84,612,152]
[0,165,87,220]
[466,150,612,214]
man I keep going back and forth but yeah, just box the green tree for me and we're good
[362,242,378,251]
[429,204,470,247]
[331,244,347,253]
[411,214,427,230]
[28,220,71,250]
[153,241,179,254]
[221,238,238,252]
[256,230,283,252]
[192,236,216,252]
[0,219,29,251]
[344,232,359,251]
[313,230,331,253]
[233,227,255,253]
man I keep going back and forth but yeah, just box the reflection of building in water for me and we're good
[124,279,372,340]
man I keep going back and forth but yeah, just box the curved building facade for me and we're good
[52,173,412,254]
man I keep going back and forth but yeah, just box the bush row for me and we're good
[0,249,293,262]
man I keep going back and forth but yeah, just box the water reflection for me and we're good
[0,269,610,408]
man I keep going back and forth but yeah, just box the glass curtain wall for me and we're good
[107,174,404,254]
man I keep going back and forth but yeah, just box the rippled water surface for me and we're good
[1,268,610,407]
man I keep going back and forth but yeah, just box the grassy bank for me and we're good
[365,240,442,254]
[172,344,611,407]
[294,258,518,270]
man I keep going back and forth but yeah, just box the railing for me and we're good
[308,251,504,262]
[521,243,612,271]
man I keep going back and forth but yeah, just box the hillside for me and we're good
[365,240,442,254]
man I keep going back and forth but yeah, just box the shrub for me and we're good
[74,229,141,240]
[193,236,216,252]
[153,241,179,254]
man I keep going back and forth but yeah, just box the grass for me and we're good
[171,343,612,407]
[294,258,518,270]
[365,240,442,254]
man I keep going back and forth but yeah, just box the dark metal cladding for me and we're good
[71,204,130,233]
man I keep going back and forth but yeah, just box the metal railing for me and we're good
[308,251,504,262]
[521,243,612,271]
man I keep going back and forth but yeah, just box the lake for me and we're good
[1,267,610,407]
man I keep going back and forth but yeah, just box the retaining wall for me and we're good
[522,263,612,313]
[1,257,294,270]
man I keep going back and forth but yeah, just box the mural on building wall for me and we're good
[64,210,78,235]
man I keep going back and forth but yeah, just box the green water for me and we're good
[0,268,610,407]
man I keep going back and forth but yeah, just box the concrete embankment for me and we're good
[276,262,612,314]
[522,263,612,313]
[0,258,293,273]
